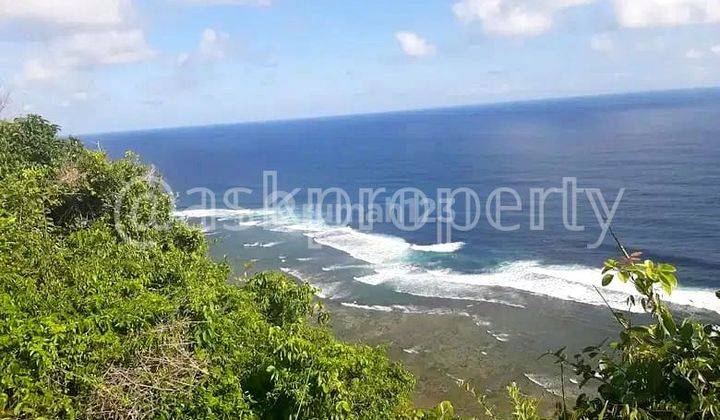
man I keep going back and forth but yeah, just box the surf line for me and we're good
[177,173,624,249]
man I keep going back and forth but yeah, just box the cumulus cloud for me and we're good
[452,0,594,36]
[395,31,436,57]
[612,0,720,28]
[453,0,720,35]
[590,33,614,52]
[178,28,231,65]
[198,29,230,60]
[0,0,126,26]
[18,29,155,83]
[4,0,154,92]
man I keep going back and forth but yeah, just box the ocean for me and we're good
[89,89,720,319]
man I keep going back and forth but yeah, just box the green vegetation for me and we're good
[0,116,457,419]
[1,115,719,419]
[563,251,720,419]
[462,250,720,419]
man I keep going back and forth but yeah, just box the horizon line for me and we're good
[79,85,720,138]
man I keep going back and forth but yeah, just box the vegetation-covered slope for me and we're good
[0,116,455,419]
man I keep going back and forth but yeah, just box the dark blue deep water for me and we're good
[89,89,720,314]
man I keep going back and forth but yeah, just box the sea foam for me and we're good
[353,261,720,314]
[175,207,720,314]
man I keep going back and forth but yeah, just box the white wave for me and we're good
[487,330,511,342]
[477,298,526,309]
[180,207,464,267]
[402,345,425,354]
[353,261,720,314]
[261,241,283,248]
[341,302,394,312]
[523,373,565,397]
[410,242,465,253]
[296,257,315,261]
[340,302,471,317]
[177,206,719,314]
[310,227,408,264]
[173,208,270,219]
[279,267,306,281]
[322,264,373,272]
[243,241,284,248]
[396,306,470,317]
[310,229,463,263]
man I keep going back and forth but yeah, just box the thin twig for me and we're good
[560,363,567,418]
[608,225,630,259]
[593,285,628,329]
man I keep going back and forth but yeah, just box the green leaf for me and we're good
[602,274,614,286]
[658,263,677,273]
[660,308,677,335]
[618,271,630,283]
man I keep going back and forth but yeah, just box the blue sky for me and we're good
[1,0,719,133]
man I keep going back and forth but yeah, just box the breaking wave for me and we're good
[175,207,720,314]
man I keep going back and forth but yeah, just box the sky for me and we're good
[1,0,719,134]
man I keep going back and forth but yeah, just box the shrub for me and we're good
[564,252,720,419]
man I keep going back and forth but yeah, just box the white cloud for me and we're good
[4,0,153,93]
[712,44,720,54]
[0,0,125,26]
[178,0,272,5]
[452,0,594,36]
[612,0,720,28]
[590,33,614,52]
[395,31,436,57]
[177,53,191,66]
[56,30,155,66]
[18,29,155,83]
[199,29,230,60]
[19,59,65,83]
[178,28,231,66]
[685,48,705,59]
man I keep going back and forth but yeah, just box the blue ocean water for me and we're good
[90,89,720,314]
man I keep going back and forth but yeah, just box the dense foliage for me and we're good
[0,116,458,419]
[483,252,720,419]
[565,252,720,419]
